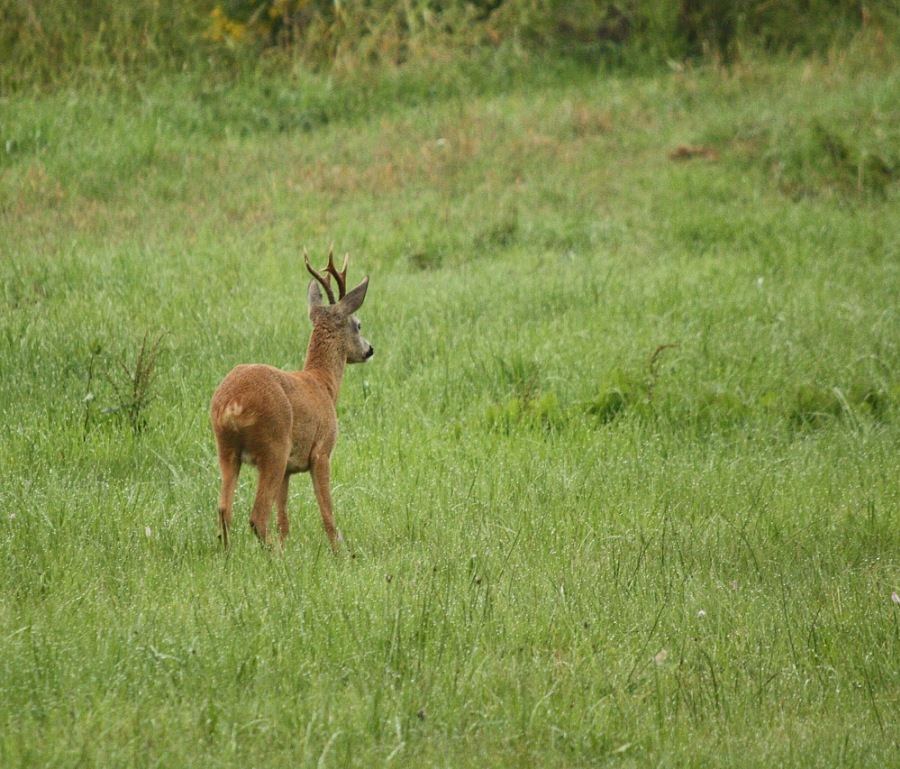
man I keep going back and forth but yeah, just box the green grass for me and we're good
[1,49,898,767]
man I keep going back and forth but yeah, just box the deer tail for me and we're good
[215,401,254,433]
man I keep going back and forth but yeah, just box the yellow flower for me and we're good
[204,6,249,46]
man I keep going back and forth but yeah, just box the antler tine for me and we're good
[304,248,336,304]
[325,244,349,300]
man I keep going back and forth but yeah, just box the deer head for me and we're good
[304,247,373,366]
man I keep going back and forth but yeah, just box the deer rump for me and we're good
[211,364,336,476]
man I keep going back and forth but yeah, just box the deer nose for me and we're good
[365,345,374,359]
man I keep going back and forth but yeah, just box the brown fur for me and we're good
[209,253,372,549]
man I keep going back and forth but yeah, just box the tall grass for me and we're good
[3,0,897,92]
[1,44,898,768]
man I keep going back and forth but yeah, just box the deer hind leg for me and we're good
[275,474,291,547]
[216,446,241,549]
[310,455,341,550]
[249,454,288,547]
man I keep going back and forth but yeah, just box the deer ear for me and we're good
[308,280,325,321]
[339,276,369,315]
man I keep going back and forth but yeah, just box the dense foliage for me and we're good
[2,0,896,91]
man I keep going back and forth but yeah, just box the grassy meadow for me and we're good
[1,41,899,768]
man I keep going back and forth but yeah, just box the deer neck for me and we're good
[303,328,346,404]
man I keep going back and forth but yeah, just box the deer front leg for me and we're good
[310,455,341,550]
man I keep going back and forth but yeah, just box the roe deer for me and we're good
[209,248,373,549]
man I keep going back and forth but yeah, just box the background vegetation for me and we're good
[3,0,898,92]
[1,2,898,767]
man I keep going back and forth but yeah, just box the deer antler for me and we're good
[304,246,350,305]
[327,246,349,301]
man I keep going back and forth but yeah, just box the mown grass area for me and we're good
[1,43,898,767]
